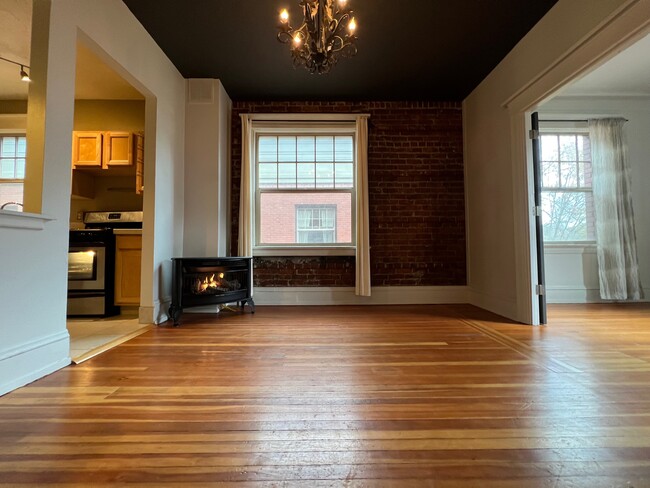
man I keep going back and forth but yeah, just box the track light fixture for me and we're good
[20,66,30,82]
[0,55,31,82]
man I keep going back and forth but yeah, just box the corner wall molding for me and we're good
[0,211,55,230]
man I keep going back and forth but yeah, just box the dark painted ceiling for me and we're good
[122,0,559,101]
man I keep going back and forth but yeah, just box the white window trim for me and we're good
[251,119,359,257]
[539,129,595,244]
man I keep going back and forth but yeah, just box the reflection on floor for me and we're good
[67,311,152,364]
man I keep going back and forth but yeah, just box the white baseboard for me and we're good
[467,287,518,322]
[183,286,467,311]
[140,297,171,325]
[252,286,468,306]
[547,286,650,303]
[0,330,70,396]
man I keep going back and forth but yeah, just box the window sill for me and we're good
[544,241,597,254]
[0,210,55,230]
[254,246,356,257]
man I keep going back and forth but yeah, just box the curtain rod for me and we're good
[539,118,629,123]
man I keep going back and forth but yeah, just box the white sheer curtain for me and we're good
[355,115,371,296]
[589,118,643,300]
[238,114,254,257]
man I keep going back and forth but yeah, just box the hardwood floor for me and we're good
[1,304,650,487]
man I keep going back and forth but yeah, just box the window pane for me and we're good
[278,136,296,162]
[315,136,334,162]
[541,135,558,161]
[1,159,15,178]
[258,136,277,162]
[316,162,334,188]
[542,191,594,241]
[258,163,277,188]
[16,137,26,157]
[335,163,354,188]
[297,163,315,188]
[541,161,559,188]
[1,138,16,158]
[278,163,296,188]
[577,135,590,161]
[259,192,352,245]
[15,159,25,179]
[559,135,577,162]
[297,136,315,162]
[578,162,592,188]
[0,182,24,210]
[560,162,578,187]
[334,136,353,162]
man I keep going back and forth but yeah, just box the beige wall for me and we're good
[73,99,144,131]
[463,0,650,322]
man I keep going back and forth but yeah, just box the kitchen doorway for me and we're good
[67,39,150,361]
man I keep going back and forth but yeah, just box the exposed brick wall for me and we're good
[231,101,466,287]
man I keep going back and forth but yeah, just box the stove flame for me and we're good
[194,272,228,294]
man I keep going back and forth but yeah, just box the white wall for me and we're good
[463,0,650,322]
[540,96,650,302]
[183,79,232,257]
[0,0,185,395]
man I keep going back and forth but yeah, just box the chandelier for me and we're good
[277,0,358,74]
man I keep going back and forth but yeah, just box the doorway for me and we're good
[67,40,150,362]
[528,33,650,323]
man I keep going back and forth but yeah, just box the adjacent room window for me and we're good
[540,132,595,242]
[0,134,26,211]
[255,133,355,250]
[296,205,336,243]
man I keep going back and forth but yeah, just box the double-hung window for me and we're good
[0,134,26,211]
[540,131,595,242]
[254,127,356,255]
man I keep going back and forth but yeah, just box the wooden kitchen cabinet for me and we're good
[134,132,144,194]
[114,235,142,306]
[72,131,142,171]
[72,131,103,168]
[103,132,133,168]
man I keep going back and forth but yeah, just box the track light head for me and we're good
[20,65,30,82]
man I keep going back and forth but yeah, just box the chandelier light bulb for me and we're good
[348,17,357,33]
[276,0,358,74]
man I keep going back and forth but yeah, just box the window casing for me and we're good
[540,131,595,243]
[253,124,356,255]
[0,134,26,211]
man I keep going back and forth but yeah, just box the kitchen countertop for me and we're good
[113,229,142,235]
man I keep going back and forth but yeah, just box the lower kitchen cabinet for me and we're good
[114,235,142,306]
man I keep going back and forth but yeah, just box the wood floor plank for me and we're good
[1,304,650,485]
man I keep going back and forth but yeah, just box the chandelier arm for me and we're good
[277,0,357,74]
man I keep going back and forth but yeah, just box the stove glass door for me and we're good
[68,246,105,290]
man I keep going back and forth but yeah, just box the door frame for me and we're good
[506,1,650,324]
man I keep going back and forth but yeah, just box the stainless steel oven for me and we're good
[66,211,143,317]
[68,247,105,290]
[67,229,118,317]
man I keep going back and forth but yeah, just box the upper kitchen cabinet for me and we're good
[72,131,141,170]
[72,131,144,194]
[72,131,103,168]
[134,132,144,194]
[103,132,133,168]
